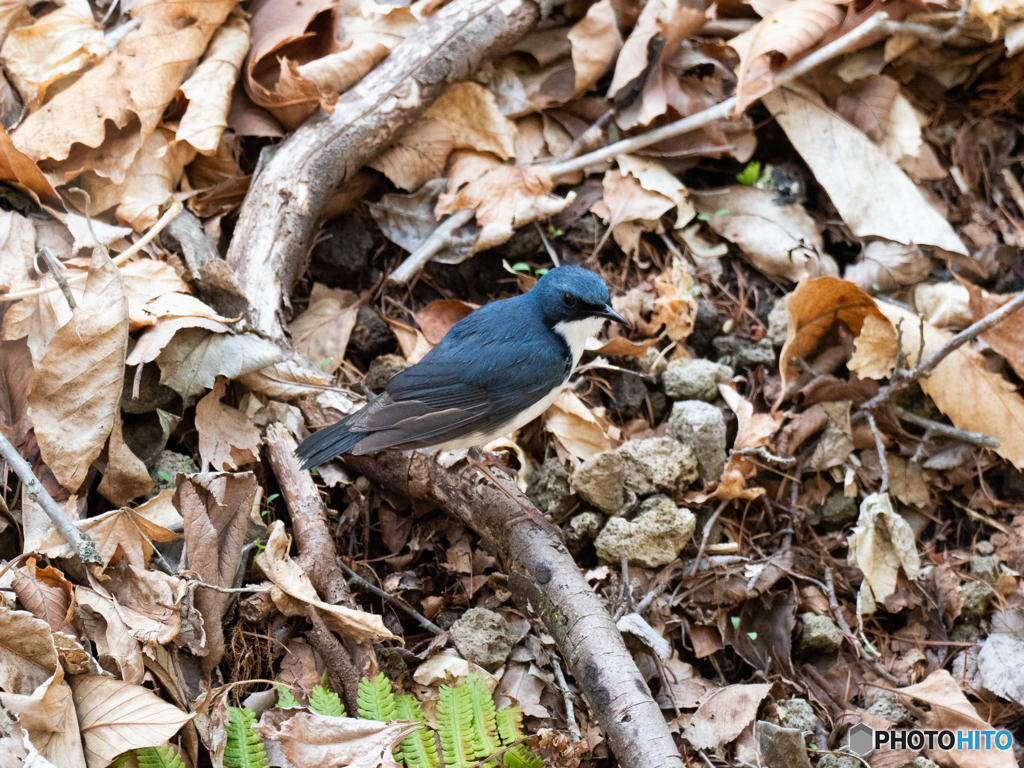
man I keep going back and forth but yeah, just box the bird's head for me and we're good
[529,266,627,352]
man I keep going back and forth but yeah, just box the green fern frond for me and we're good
[275,684,299,708]
[357,673,396,721]
[464,674,501,760]
[136,744,186,768]
[437,682,477,768]
[503,744,544,768]
[309,683,347,717]
[495,706,524,746]
[394,694,439,768]
[224,706,269,768]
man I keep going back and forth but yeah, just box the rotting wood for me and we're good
[226,0,541,343]
[342,450,685,768]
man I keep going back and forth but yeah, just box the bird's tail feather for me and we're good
[295,416,363,469]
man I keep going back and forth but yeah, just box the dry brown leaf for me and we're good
[78,127,196,231]
[855,301,1024,469]
[844,241,932,293]
[585,335,655,357]
[9,560,74,633]
[545,389,612,460]
[893,670,1016,768]
[385,316,432,363]
[236,359,339,400]
[156,328,283,402]
[618,155,695,228]
[63,503,179,569]
[0,668,86,768]
[11,0,238,185]
[75,587,145,684]
[1,0,105,110]
[369,119,454,192]
[915,282,971,329]
[964,282,1024,380]
[176,13,250,155]
[0,606,59,695]
[369,179,475,263]
[0,209,35,292]
[0,124,58,205]
[436,163,573,253]
[256,520,396,642]
[682,683,772,749]
[691,186,838,282]
[567,0,623,96]
[91,566,187,652]
[71,675,192,768]
[176,472,259,670]
[762,87,967,254]
[730,0,846,114]
[778,276,891,396]
[591,169,674,257]
[848,492,920,614]
[415,300,475,345]
[288,285,360,374]
[27,248,137,495]
[255,711,413,768]
[848,314,897,380]
[195,377,261,471]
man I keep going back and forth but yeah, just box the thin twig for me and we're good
[534,221,560,266]
[0,430,100,564]
[893,406,999,450]
[339,561,444,635]
[37,248,76,310]
[544,12,895,179]
[387,207,475,286]
[688,499,730,577]
[863,288,1024,409]
[1,202,184,303]
[866,413,889,493]
[551,658,581,742]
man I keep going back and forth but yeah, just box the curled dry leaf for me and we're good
[778,276,893,396]
[544,389,612,460]
[71,674,192,768]
[729,0,846,115]
[0,124,59,205]
[0,606,59,696]
[176,13,250,155]
[585,335,655,357]
[653,257,697,343]
[964,282,1024,380]
[435,163,574,253]
[415,299,475,345]
[914,282,971,328]
[255,711,414,768]
[44,502,180,569]
[843,240,932,293]
[591,169,674,257]
[762,87,968,254]
[195,377,261,471]
[1,0,106,110]
[617,155,695,228]
[567,0,623,96]
[155,328,283,402]
[76,586,145,684]
[847,492,920,615]
[0,668,85,768]
[691,186,838,282]
[288,285,359,374]
[10,559,74,633]
[257,520,396,642]
[12,0,238,185]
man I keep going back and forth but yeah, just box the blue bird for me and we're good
[295,265,626,468]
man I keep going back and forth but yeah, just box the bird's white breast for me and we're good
[554,316,608,368]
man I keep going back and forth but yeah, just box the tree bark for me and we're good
[343,451,685,768]
[226,0,540,342]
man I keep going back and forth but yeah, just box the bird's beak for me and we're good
[598,304,628,326]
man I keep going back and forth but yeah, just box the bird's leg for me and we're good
[466,447,561,538]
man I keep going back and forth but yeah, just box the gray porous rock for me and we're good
[617,437,699,497]
[526,457,577,517]
[668,401,727,483]
[798,612,842,655]
[662,358,733,401]
[449,608,514,672]
[570,450,625,514]
[594,495,696,568]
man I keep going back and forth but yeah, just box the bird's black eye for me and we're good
[561,292,578,309]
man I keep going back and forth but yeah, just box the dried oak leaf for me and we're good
[195,376,261,471]
[435,163,573,253]
[11,0,238,185]
[847,492,920,615]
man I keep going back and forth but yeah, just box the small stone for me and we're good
[969,554,999,581]
[713,336,776,370]
[564,511,605,557]
[949,622,980,644]
[616,437,699,497]
[688,299,723,356]
[817,754,861,768]
[960,580,996,620]
[637,347,669,376]
[817,492,858,529]
[777,698,816,738]
[594,495,696,568]
[798,612,842,655]
[766,297,790,347]
[609,371,648,419]
[527,458,577,517]
[662,358,733,401]
[867,691,908,723]
[309,213,373,285]
[150,451,198,493]
[348,306,394,359]
[903,757,940,768]
[571,450,625,514]
[758,721,811,768]
[450,608,514,672]
[976,540,994,556]
[668,401,727,483]
[366,354,411,393]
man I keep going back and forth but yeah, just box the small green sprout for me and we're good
[736,160,761,186]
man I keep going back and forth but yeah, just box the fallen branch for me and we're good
[342,450,684,768]
[338,560,444,635]
[0,430,101,565]
[388,208,475,287]
[226,0,541,341]
[893,406,1000,450]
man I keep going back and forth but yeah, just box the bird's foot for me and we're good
[465,451,562,539]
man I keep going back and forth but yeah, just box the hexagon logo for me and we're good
[849,723,874,756]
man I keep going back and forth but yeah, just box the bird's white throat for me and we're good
[554,316,608,367]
